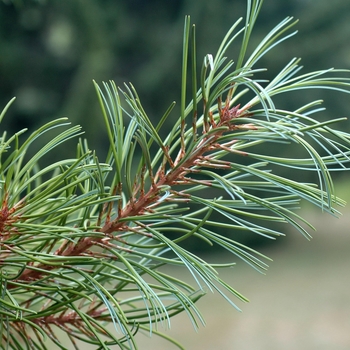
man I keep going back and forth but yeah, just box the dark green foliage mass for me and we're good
[1,0,350,142]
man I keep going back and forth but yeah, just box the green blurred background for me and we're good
[1,0,350,152]
[1,0,350,245]
[1,0,350,349]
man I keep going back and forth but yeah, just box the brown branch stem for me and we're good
[8,106,247,290]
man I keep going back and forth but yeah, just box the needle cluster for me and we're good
[1,1,350,349]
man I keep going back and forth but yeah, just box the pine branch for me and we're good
[1,1,350,349]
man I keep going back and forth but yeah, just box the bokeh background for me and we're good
[1,0,350,349]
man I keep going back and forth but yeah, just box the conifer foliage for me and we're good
[1,0,350,348]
